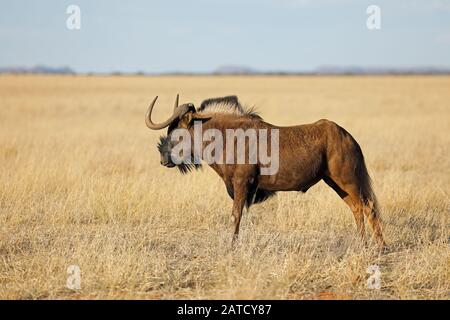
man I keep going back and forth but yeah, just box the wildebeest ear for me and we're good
[179,112,211,129]
[189,115,211,127]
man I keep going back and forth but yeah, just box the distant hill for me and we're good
[213,65,258,75]
[314,65,450,75]
[213,65,450,75]
[0,65,75,74]
[1,64,450,75]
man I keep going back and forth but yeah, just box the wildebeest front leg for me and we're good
[231,190,246,243]
[231,178,249,244]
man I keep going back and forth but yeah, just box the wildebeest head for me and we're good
[156,135,176,168]
[146,94,253,173]
[146,95,202,173]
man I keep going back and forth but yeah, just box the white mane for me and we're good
[197,101,245,116]
[197,96,261,119]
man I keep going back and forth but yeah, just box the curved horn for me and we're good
[145,95,190,130]
[173,94,179,112]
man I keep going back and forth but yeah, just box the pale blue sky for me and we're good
[1,0,449,73]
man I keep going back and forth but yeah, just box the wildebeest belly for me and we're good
[258,149,324,192]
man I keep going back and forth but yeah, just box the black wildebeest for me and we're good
[146,95,385,247]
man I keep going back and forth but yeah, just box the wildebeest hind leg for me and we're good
[323,176,366,241]
[362,202,385,247]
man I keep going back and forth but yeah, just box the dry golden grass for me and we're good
[0,75,449,300]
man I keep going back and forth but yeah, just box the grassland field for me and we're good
[0,75,448,299]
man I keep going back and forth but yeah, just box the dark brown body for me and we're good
[189,114,385,246]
